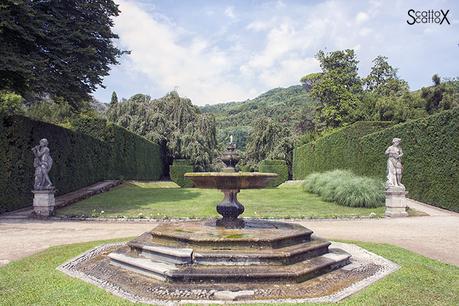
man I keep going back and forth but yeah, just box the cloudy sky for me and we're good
[94,0,459,105]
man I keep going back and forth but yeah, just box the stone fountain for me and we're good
[106,139,351,287]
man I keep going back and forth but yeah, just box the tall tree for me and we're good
[106,91,218,171]
[310,49,362,128]
[110,91,118,105]
[244,117,293,175]
[364,56,398,91]
[0,0,125,108]
[421,74,447,114]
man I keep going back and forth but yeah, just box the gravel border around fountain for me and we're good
[57,241,399,304]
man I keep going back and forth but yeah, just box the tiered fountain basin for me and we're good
[108,220,351,284]
[106,170,351,285]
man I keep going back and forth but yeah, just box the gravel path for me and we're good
[302,215,459,266]
[0,206,458,267]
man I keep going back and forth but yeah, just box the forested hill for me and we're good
[201,85,315,150]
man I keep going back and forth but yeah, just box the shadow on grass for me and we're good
[55,185,218,217]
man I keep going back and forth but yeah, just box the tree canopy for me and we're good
[0,0,125,108]
[309,49,363,128]
[107,91,217,171]
[244,117,294,177]
[306,50,458,128]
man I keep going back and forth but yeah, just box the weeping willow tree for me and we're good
[244,117,294,177]
[106,91,217,171]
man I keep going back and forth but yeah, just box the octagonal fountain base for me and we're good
[58,220,399,303]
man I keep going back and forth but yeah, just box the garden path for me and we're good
[0,204,457,267]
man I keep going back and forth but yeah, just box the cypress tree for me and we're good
[110,91,118,105]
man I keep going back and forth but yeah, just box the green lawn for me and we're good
[0,239,457,306]
[55,181,385,219]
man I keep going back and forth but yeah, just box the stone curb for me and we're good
[44,215,384,223]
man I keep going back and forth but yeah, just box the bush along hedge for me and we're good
[294,108,459,212]
[258,159,288,187]
[170,159,194,187]
[0,115,165,214]
[303,170,385,208]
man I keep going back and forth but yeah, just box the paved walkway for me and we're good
[0,220,154,266]
[1,210,458,268]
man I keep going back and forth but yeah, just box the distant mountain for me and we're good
[201,85,316,150]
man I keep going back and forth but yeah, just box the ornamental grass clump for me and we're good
[303,170,384,208]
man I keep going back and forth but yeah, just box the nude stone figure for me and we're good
[32,138,54,190]
[385,138,404,190]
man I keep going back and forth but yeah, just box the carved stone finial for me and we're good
[32,138,54,190]
[221,139,240,172]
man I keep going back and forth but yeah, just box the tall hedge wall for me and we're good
[259,159,288,187]
[0,115,165,213]
[293,121,393,176]
[170,159,194,188]
[293,109,459,212]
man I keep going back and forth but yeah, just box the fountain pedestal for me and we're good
[216,189,244,228]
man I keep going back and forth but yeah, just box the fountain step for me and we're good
[128,235,331,265]
[109,248,350,283]
[108,252,178,281]
[150,220,313,248]
[171,249,351,283]
[192,239,331,265]
[128,241,193,264]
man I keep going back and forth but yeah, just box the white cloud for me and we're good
[224,6,235,19]
[259,57,319,88]
[246,20,272,32]
[114,1,249,104]
[355,12,369,24]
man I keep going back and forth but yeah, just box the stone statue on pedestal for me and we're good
[384,138,408,217]
[385,138,404,190]
[32,138,54,190]
[31,138,55,217]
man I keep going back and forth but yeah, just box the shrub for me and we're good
[0,91,23,115]
[170,159,193,188]
[0,115,165,214]
[258,159,288,187]
[303,170,384,208]
[294,109,459,212]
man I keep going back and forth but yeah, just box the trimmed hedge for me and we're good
[170,159,193,187]
[258,159,288,187]
[0,115,165,214]
[293,121,393,176]
[293,108,459,212]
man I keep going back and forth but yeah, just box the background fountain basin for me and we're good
[184,172,278,189]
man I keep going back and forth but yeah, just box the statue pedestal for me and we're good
[385,188,408,217]
[32,189,56,217]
